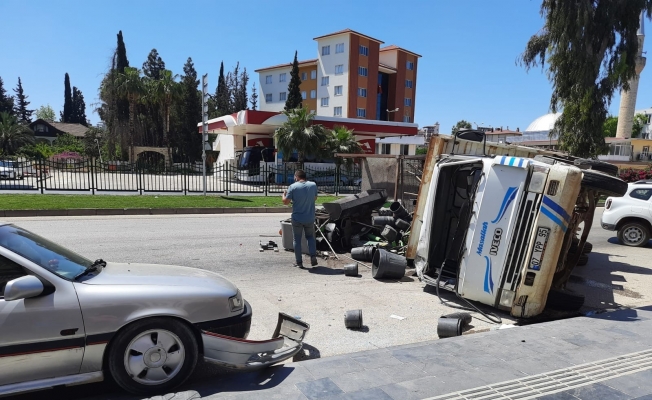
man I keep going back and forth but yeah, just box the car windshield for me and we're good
[0,224,92,279]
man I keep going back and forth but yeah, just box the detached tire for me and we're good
[617,222,651,247]
[581,170,628,197]
[546,289,585,311]
[107,318,198,395]
[577,253,589,266]
[574,159,619,176]
[583,242,593,254]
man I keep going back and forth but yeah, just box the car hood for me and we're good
[82,262,238,292]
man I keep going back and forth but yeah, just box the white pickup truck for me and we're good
[407,132,627,318]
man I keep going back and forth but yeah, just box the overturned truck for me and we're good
[406,131,627,318]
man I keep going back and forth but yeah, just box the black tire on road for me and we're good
[582,242,593,254]
[574,159,619,176]
[107,318,199,395]
[581,169,628,197]
[546,289,585,311]
[617,222,651,247]
[576,253,589,266]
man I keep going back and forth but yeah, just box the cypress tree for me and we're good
[62,73,73,122]
[142,48,166,80]
[250,82,258,111]
[13,77,33,123]
[71,87,88,126]
[0,76,14,116]
[215,61,230,116]
[116,30,129,73]
[235,68,249,111]
[285,51,302,110]
[179,57,202,160]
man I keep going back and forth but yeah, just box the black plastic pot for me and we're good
[437,317,463,338]
[394,218,411,231]
[351,246,376,262]
[344,263,359,277]
[390,201,411,221]
[442,312,472,326]
[381,225,399,242]
[372,249,407,280]
[345,309,363,329]
[372,216,395,228]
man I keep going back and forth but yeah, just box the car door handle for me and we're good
[60,328,79,336]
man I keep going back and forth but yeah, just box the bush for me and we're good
[619,165,652,182]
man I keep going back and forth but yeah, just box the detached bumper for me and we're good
[201,313,310,370]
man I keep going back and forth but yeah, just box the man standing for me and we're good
[282,169,318,268]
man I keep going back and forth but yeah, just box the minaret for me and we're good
[616,12,646,139]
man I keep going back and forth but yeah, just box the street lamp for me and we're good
[94,138,103,164]
[386,108,399,121]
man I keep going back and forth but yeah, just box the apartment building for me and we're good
[255,29,420,123]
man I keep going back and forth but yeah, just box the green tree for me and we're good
[116,67,146,161]
[177,57,202,161]
[603,116,619,137]
[53,133,85,154]
[451,120,472,133]
[18,142,54,159]
[13,77,33,124]
[61,73,73,122]
[329,126,362,172]
[0,77,13,116]
[234,67,249,111]
[35,105,56,121]
[250,82,258,110]
[602,113,648,138]
[142,48,166,80]
[285,51,303,110]
[633,113,648,138]
[274,108,329,163]
[214,61,230,117]
[82,127,106,158]
[0,112,34,155]
[521,1,652,157]
[148,69,180,157]
[71,87,88,126]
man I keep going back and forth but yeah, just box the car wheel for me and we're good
[546,289,585,311]
[574,159,619,177]
[108,318,198,395]
[582,242,593,254]
[617,222,650,247]
[576,253,589,266]
[581,169,628,197]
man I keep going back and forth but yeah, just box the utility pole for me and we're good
[202,74,209,196]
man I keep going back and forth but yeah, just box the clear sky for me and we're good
[1,0,650,133]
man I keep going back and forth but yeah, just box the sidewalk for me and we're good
[156,306,652,400]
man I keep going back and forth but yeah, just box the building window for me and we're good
[265,93,272,103]
[301,72,307,81]
[335,43,344,53]
[322,45,330,56]
[265,75,272,84]
[381,143,391,154]
[357,108,366,118]
[279,92,287,101]
[321,97,329,107]
[358,67,368,77]
[321,76,329,86]
[359,45,368,56]
[403,115,411,123]
[404,98,412,106]
[310,110,315,114]
[310,90,316,99]
[407,61,414,70]
[334,85,343,96]
[301,91,307,100]
[279,73,286,82]
[311,70,317,79]
[335,64,343,75]
[334,106,342,116]
[400,144,409,155]
[406,80,413,88]
[358,88,367,97]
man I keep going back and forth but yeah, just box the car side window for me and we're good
[630,189,652,201]
[0,255,27,299]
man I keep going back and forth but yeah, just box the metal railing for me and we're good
[0,157,362,195]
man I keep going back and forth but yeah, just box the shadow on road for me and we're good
[308,266,344,275]
[607,236,652,248]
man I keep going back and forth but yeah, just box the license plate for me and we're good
[529,227,550,271]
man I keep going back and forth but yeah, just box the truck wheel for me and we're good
[574,159,619,177]
[617,222,650,247]
[582,242,593,254]
[576,253,589,266]
[108,318,198,395]
[581,170,628,197]
[546,289,585,311]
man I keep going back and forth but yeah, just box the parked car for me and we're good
[601,182,652,246]
[0,161,22,180]
[0,223,309,396]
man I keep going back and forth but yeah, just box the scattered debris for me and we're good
[372,249,407,280]
[344,263,359,277]
[345,309,364,329]
[390,314,405,320]
[259,241,279,252]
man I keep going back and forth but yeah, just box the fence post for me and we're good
[90,158,95,195]
[183,160,187,195]
[225,160,229,196]
[39,157,44,194]
[264,163,268,196]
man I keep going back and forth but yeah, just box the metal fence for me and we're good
[0,158,362,195]
[398,157,425,213]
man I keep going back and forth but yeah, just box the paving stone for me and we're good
[377,383,422,400]
[329,368,392,393]
[296,378,345,400]
[374,361,429,383]
[350,352,403,369]
[381,376,454,400]
[535,391,581,399]
[211,385,309,400]
[602,369,652,398]
[563,382,632,400]
[301,357,366,379]
[339,387,394,400]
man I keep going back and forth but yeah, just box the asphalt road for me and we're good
[4,209,652,399]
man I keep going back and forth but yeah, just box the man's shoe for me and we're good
[293,263,304,269]
[310,256,318,266]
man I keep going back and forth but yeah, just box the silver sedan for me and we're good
[0,223,309,396]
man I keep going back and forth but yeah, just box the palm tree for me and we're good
[115,67,146,162]
[147,70,180,161]
[274,108,329,163]
[0,112,34,155]
[329,126,363,173]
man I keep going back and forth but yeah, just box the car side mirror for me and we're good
[4,275,44,301]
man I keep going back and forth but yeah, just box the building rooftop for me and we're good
[380,45,422,58]
[313,29,384,44]
[254,59,318,73]
[525,112,561,132]
[29,119,89,138]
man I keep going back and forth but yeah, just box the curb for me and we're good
[0,207,291,218]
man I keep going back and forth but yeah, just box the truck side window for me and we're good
[0,255,27,298]
[630,189,652,201]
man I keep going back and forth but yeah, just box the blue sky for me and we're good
[1,0,650,133]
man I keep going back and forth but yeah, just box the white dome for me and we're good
[525,113,561,132]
